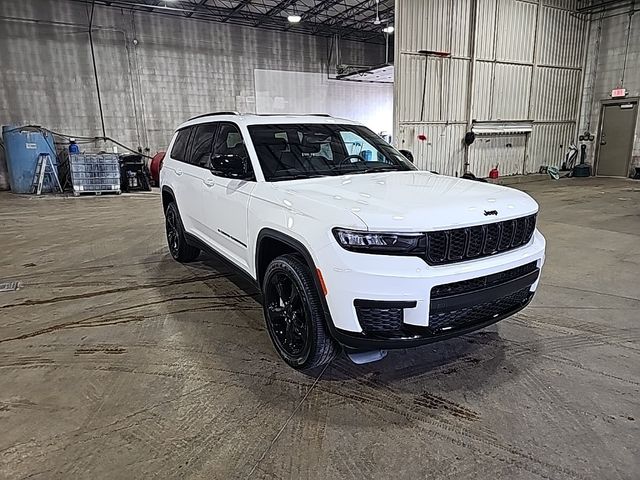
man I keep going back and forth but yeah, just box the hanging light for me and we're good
[382,26,394,34]
[287,14,302,23]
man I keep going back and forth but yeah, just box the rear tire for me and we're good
[165,202,200,262]
[262,254,338,370]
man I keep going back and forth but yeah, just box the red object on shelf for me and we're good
[150,151,165,187]
[489,165,499,179]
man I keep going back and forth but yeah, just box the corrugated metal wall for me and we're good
[0,0,385,156]
[395,0,587,177]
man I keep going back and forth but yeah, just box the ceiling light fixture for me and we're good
[287,14,302,23]
[383,26,394,34]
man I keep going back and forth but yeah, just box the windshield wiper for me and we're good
[357,165,401,174]
[270,173,328,181]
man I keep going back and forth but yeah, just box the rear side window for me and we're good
[188,123,218,168]
[171,128,192,162]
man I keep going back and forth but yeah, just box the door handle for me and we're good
[204,178,215,187]
[175,168,183,176]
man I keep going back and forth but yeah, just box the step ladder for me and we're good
[31,153,62,195]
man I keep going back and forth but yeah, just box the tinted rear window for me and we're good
[188,123,217,168]
[171,128,191,162]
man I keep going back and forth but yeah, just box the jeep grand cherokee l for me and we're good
[161,113,545,370]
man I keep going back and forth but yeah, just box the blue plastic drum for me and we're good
[2,126,59,193]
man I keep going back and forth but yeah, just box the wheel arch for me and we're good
[255,229,317,286]
[256,228,339,345]
[161,185,176,212]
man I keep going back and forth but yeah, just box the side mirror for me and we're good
[399,149,414,163]
[211,154,249,178]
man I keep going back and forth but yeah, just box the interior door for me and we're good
[201,122,256,270]
[597,101,637,177]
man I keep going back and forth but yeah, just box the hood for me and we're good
[273,171,538,231]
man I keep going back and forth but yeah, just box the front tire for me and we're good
[262,254,338,370]
[165,202,200,262]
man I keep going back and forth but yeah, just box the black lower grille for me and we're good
[431,261,538,298]
[428,288,532,331]
[355,305,404,335]
[425,214,537,265]
[354,277,534,339]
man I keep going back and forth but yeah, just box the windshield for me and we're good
[248,124,416,182]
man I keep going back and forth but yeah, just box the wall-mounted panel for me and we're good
[532,67,581,121]
[475,0,498,60]
[397,56,468,123]
[537,6,586,68]
[471,61,493,120]
[397,54,426,123]
[443,58,470,121]
[396,123,467,176]
[396,55,438,122]
[491,63,532,120]
[527,122,575,171]
[495,0,537,63]
[255,70,393,134]
[450,0,472,57]
[397,0,471,56]
[468,135,527,176]
[397,0,452,54]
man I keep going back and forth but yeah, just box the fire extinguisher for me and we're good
[489,164,499,179]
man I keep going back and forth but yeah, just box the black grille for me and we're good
[355,306,404,335]
[428,288,532,331]
[431,261,538,298]
[425,214,537,265]
[354,271,535,339]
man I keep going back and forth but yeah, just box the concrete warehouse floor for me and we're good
[0,177,638,480]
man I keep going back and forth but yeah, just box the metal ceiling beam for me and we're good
[186,0,209,18]
[302,1,391,42]
[302,0,345,21]
[254,0,298,26]
[67,0,387,44]
[286,0,389,35]
[332,3,393,32]
[317,0,373,24]
[220,0,253,22]
[298,0,371,33]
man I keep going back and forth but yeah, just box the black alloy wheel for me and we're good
[166,204,180,257]
[264,271,311,360]
[165,202,200,262]
[262,254,338,369]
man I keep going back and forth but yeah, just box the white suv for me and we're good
[161,113,546,370]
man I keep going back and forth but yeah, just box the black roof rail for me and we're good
[254,113,333,117]
[188,111,239,121]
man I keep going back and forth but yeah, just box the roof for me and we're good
[177,113,362,130]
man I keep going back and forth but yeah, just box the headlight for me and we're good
[332,228,423,254]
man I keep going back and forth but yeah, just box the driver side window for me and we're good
[212,123,254,179]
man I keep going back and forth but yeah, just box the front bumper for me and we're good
[316,229,546,350]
